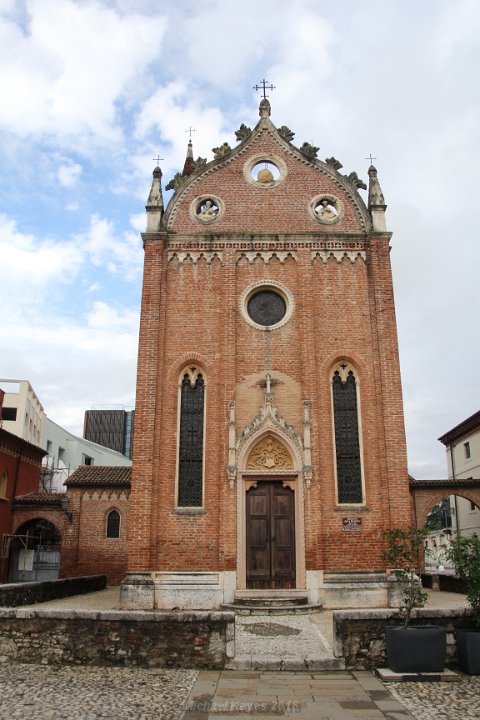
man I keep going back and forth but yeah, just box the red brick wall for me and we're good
[0,433,44,582]
[61,487,129,585]
[127,122,411,579]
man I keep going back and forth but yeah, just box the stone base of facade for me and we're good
[120,569,391,610]
[153,571,236,610]
[120,572,155,610]
[317,572,389,609]
[120,571,237,610]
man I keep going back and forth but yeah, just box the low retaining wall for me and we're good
[0,576,107,607]
[334,607,476,669]
[0,608,235,669]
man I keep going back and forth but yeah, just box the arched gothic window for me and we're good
[178,367,205,507]
[106,510,121,538]
[332,364,364,504]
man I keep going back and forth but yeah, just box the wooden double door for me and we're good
[246,481,296,589]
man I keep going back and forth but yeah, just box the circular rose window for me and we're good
[247,289,286,327]
[240,281,294,331]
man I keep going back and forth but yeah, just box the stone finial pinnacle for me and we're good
[368,164,387,232]
[182,140,196,177]
[368,164,385,208]
[259,97,271,118]
[147,165,163,207]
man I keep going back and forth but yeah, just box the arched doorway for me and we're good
[424,494,480,572]
[9,519,61,583]
[237,432,306,591]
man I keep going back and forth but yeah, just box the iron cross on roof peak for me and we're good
[365,153,377,165]
[253,79,275,99]
[185,126,196,142]
[152,155,164,166]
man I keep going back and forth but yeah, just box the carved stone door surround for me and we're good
[236,431,306,591]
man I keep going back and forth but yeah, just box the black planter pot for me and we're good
[385,625,446,673]
[456,628,480,675]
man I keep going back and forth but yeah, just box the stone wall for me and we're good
[0,609,235,669]
[334,607,477,669]
[0,575,106,607]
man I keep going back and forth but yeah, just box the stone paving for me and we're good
[4,587,479,719]
[0,662,197,719]
[183,669,415,719]
[229,613,345,670]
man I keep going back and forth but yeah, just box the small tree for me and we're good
[383,527,429,627]
[447,535,480,625]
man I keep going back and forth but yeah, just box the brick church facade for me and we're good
[120,96,411,610]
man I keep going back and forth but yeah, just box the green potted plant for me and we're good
[447,534,480,674]
[383,527,447,673]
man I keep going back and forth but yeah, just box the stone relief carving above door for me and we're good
[246,435,294,471]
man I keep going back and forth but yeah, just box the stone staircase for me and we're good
[221,589,323,615]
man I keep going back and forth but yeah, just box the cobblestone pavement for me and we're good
[0,663,197,720]
[389,675,480,720]
[11,588,478,719]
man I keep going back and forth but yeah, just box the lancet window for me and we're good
[106,509,121,538]
[178,366,205,507]
[332,363,364,504]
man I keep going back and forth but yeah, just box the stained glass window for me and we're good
[178,371,205,507]
[333,369,363,504]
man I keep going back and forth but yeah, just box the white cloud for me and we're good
[57,162,82,188]
[78,214,143,280]
[134,81,228,174]
[0,0,167,146]
[86,300,138,332]
[0,214,82,314]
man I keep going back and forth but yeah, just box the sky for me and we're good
[0,0,479,478]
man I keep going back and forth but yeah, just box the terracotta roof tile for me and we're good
[65,465,131,487]
[409,477,480,488]
[14,492,66,505]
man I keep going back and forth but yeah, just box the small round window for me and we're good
[243,153,287,188]
[250,161,281,185]
[190,194,225,224]
[247,289,286,327]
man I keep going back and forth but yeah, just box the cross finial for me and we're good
[152,155,164,166]
[185,126,196,142]
[253,78,275,99]
[365,153,377,165]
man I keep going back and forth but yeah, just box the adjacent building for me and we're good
[43,418,131,492]
[438,410,480,538]
[83,408,135,460]
[0,379,45,447]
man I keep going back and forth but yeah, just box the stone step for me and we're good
[226,654,346,671]
[323,573,387,585]
[231,596,309,607]
[221,602,323,615]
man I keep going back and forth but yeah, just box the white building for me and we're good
[438,410,480,538]
[1,379,131,493]
[0,379,45,447]
[43,418,132,492]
